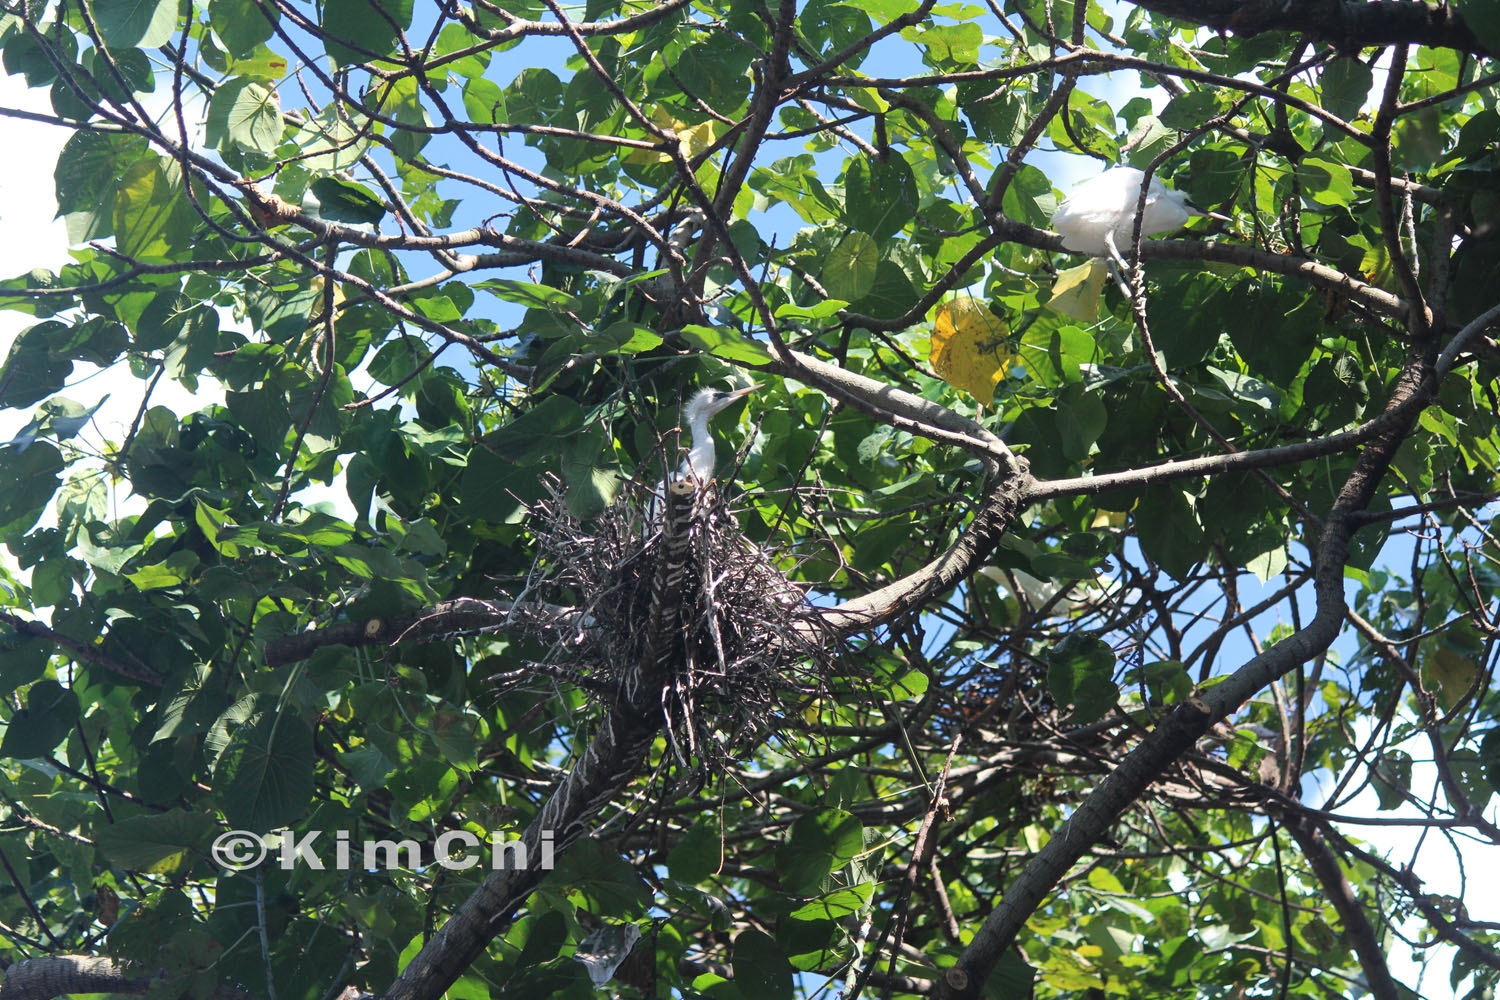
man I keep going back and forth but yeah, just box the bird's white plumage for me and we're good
[645,384,755,530]
[1051,167,1202,256]
[675,385,755,484]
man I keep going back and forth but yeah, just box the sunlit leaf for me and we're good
[930,296,1013,402]
[1046,259,1108,322]
[96,0,177,49]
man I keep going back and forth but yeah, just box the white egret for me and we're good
[644,383,756,534]
[675,384,756,485]
[1051,167,1227,258]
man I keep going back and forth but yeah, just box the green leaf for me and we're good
[1135,485,1206,580]
[4,30,65,88]
[798,0,873,63]
[546,839,652,915]
[1018,321,1095,387]
[1373,750,1412,811]
[1454,0,1500,59]
[154,664,228,742]
[340,745,394,790]
[1159,90,1222,130]
[0,631,53,690]
[592,321,663,354]
[1320,57,1374,123]
[291,105,369,170]
[462,76,506,124]
[214,713,316,833]
[125,550,200,591]
[775,299,849,321]
[847,259,921,326]
[209,0,279,57]
[1296,156,1355,207]
[473,278,578,309]
[1058,90,1119,161]
[680,324,775,364]
[667,822,721,884]
[1046,634,1117,724]
[322,0,415,66]
[54,130,149,241]
[909,21,981,69]
[486,396,585,465]
[1055,384,1106,460]
[993,948,1037,999]
[137,293,217,352]
[504,66,563,126]
[1144,661,1193,705]
[459,450,547,523]
[1222,282,1318,386]
[226,44,289,80]
[1123,115,1176,169]
[1205,367,1278,411]
[844,154,917,241]
[821,232,878,301]
[96,0,178,49]
[958,83,1025,144]
[1,679,80,757]
[733,930,793,1000]
[113,157,181,256]
[0,324,73,409]
[206,78,282,154]
[671,30,752,109]
[775,809,864,895]
[310,177,386,224]
[787,884,873,920]
[0,441,64,534]
[94,811,218,875]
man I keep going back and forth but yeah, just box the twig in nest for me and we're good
[495,475,840,775]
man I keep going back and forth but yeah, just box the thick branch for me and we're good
[1127,0,1490,57]
[0,957,251,1000]
[0,611,163,685]
[261,599,585,667]
[1281,813,1401,1000]
[0,957,150,1000]
[816,468,1027,636]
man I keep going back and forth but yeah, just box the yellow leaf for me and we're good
[1359,244,1397,291]
[1091,508,1128,528]
[1046,258,1108,322]
[623,108,721,166]
[929,297,1013,403]
[308,276,349,316]
[679,120,720,159]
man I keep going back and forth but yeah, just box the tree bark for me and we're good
[1128,0,1490,56]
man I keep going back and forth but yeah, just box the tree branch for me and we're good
[1127,0,1491,57]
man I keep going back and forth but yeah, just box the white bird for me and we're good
[1051,167,1226,257]
[675,384,756,486]
[644,384,756,532]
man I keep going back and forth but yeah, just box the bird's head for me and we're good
[684,384,757,426]
[674,383,758,484]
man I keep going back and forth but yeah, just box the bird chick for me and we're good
[676,385,756,485]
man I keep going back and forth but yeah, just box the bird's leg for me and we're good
[1102,230,1139,303]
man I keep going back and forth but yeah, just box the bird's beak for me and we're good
[726,384,758,401]
[1186,200,1234,224]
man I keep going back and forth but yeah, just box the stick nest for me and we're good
[504,477,839,769]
